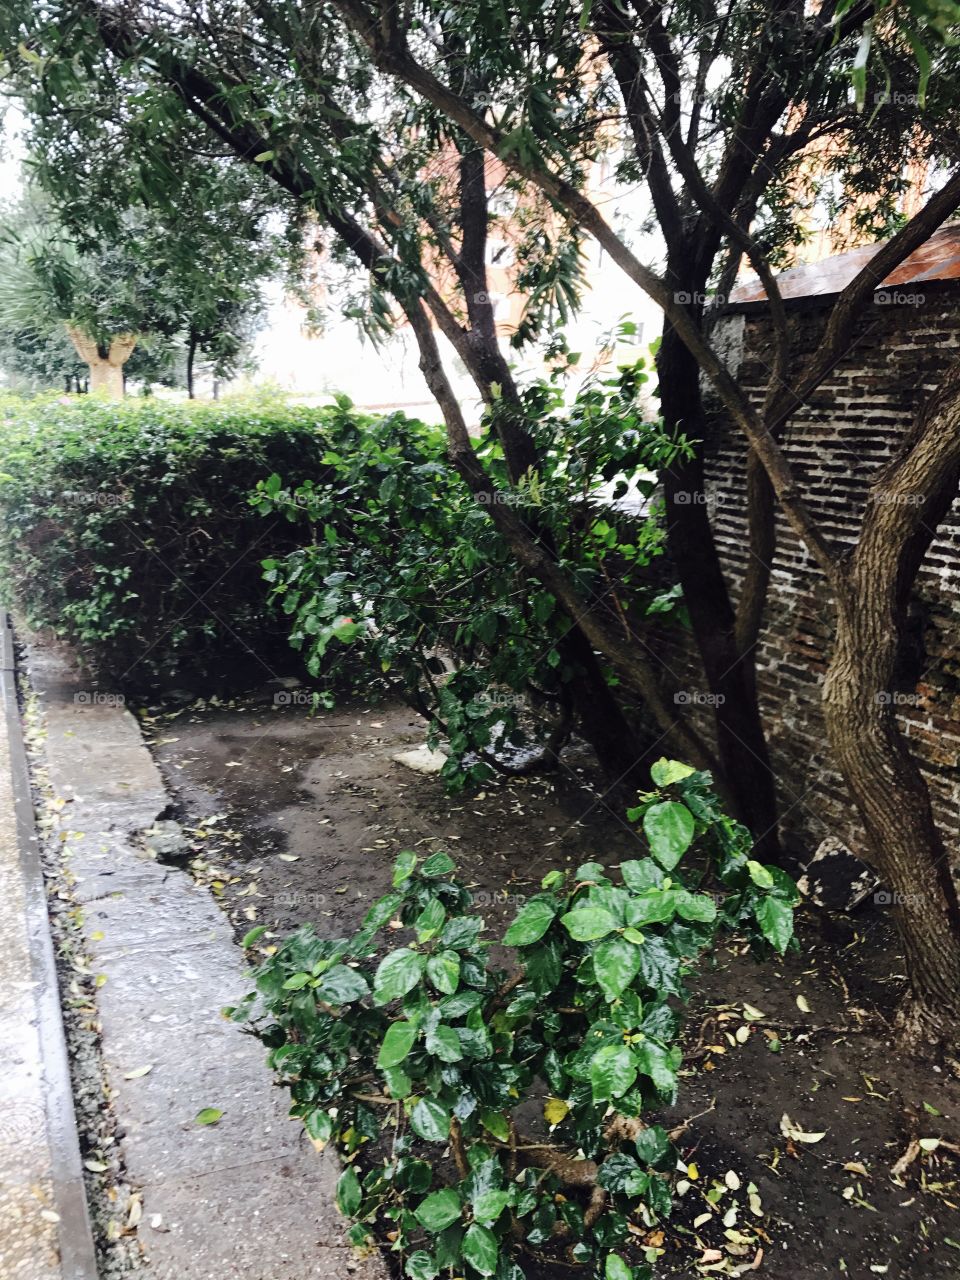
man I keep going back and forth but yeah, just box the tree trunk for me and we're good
[658,324,781,858]
[187,329,198,399]
[65,327,137,399]
[822,365,960,1050]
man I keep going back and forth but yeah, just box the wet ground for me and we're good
[144,687,960,1280]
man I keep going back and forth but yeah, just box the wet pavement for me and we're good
[21,629,385,1280]
[0,613,97,1280]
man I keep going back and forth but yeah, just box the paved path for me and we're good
[0,613,97,1280]
[23,630,384,1280]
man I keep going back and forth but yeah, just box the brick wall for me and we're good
[658,285,960,864]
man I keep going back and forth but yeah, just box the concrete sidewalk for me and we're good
[20,626,385,1280]
[0,612,98,1280]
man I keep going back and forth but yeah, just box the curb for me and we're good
[1,611,99,1279]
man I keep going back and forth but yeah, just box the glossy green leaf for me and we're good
[373,948,426,1004]
[643,801,696,870]
[503,896,557,946]
[378,1020,417,1068]
[593,936,641,1001]
[560,906,618,941]
[590,1043,637,1101]
[462,1222,499,1276]
[409,1097,451,1142]
[414,1187,462,1232]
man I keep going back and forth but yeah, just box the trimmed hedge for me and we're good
[0,392,387,686]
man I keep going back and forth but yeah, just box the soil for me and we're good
[142,684,960,1280]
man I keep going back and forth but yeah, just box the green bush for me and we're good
[0,391,387,685]
[255,359,688,786]
[230,761,799,1280]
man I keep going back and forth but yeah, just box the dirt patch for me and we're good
[144,689,960,1280]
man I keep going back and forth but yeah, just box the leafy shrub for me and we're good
[230,761,798,1280]
[254,359,689,786]
[0,391,377,684]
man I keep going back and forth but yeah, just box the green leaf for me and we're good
[415,898,446,941]
[241,925,268,948]
[405,1251,439,1280]
[373,948,426,1004]
[253,149,275,163]
[393,851,418,885]
[316,964,369,1004]
[336,1166,362,1217]
[425,1023,463,1063]
[674,891,717,923]
[649,758,695,787]
[194,1107,222,1126]
[462,1222,499,1276]
[635,1041,678,1096]
[620,858,664,892]
[363,891,403,930]
[479,1110,510,1141]
[593,936,641,1001]
[605,1255,633,1280]
[414,1187,462,1232]
[421,851,456,878]
[560,906,618,941]
[634,1124,672,1168]
[590,1043,637,1101]
[747,860,775,889]
[410,1097,450,1142]
[407,1249,440,1280]
[378,1020,417,1069]
[643,801,696,870]
[426,950,461,994]
[472,1189,512,1224]
[755,897,794,954]
[282,972,312,991]
[503,896,557,946]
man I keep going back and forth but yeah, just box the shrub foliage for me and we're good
[0,392,355,683]
[255,361,688,785]
[230,762,799,1280]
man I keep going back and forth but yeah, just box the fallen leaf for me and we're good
[123,1065,153,1079]
[780,1113,826,1144]
[796,994,811,1014]
[195,1107,223,1126]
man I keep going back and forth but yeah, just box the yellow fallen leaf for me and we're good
[543,1097,569,1126]
[123,1065,153,1079]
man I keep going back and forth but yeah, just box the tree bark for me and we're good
[187,328,198,399]
[66,327,137,399]
[658,323,781,857]
[822,363,960,1050]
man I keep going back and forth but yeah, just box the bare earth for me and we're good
[146,688,960,1280]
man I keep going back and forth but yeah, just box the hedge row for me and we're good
[0,391,417,688]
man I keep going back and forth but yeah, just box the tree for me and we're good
[5,0,960,1041]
